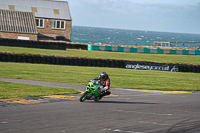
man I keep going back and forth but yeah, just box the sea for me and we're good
[71,26,200,48]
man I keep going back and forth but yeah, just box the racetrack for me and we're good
[0,78,200,133]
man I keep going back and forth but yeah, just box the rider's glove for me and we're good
[104,86,108,91]
[100,86,104,92]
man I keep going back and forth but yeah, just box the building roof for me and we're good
[0,0,72,20]
[0,9,37,34]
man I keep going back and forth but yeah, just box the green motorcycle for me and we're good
[80,80,104,102]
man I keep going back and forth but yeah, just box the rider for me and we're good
[93,72,111,100]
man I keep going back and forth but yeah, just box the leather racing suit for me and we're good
[93,76,111,96]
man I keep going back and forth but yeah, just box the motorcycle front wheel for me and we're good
[80,91,89,102]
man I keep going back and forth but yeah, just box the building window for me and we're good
[35,19,44,28]
[52,20,65,29]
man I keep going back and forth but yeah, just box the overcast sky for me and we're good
[64,0,200,34]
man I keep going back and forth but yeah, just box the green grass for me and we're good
[0,81,80,99]
[1,46,200,65]
[0,46,200,99]
[0,62,200,91]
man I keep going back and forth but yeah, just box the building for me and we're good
[0,9,38,41]
[0,0,72,41]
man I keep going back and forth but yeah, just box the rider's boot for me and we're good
[104,90,111,96]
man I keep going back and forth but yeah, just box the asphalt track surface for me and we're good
[1,78,200,133]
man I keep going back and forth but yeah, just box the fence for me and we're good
[154,41,200,48]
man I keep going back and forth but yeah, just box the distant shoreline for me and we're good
[72,25,200,35]
[71,26,200,48]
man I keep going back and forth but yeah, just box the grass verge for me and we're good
[0,62,200,91]
[0,81,80,99]
[1,46,200,65]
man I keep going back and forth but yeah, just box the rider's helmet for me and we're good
[100,72,108,81]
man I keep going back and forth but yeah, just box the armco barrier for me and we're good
[0,52,199,73]
[88,45,200,55]
[0,38,87,50]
